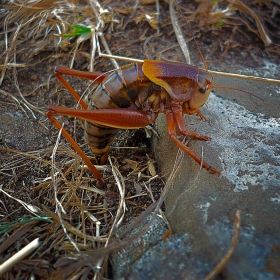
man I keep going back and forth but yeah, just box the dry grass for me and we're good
[0,144,165,278]
[0,0,278,279]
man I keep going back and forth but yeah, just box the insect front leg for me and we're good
[186,108,208,121]
[166,112,220,175]
[173,105,211,141]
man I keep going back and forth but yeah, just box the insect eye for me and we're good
[199,86,206,94]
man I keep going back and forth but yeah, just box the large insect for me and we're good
[47,59,224,183]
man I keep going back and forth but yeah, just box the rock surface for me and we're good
[153,64,280,278]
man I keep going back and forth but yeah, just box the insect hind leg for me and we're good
[54,66,108,110]
[46,110,104,183]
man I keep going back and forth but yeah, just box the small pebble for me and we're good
[30,74,38,81]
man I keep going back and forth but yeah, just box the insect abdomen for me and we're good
[84,63,152,164]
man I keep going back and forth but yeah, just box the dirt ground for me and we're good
[0,0,279,279]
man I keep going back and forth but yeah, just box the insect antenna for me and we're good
[175,1,209,71]
[210,84,264,101]
[175,1,264,102]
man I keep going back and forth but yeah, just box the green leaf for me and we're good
[215,21,225,28]
[0,215,52,234]
[62,25,91,38]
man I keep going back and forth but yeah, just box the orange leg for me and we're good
[47,111,104,183]
[49,66,115,182]
[185,107,207,121]
[54,66,110,110]
[166,112,220,175]
[187,130,211,141]
[174,108,211,141]
[47,105,158,129]
[50,67,157,182]
[47,106,158,181]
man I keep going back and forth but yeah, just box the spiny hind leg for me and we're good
[54,66,109,110]
[46,110,104,183]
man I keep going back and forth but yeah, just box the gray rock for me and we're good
[111,216,169,279]
[153,63,280,278]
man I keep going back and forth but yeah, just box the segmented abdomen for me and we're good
[84,63,154,164]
